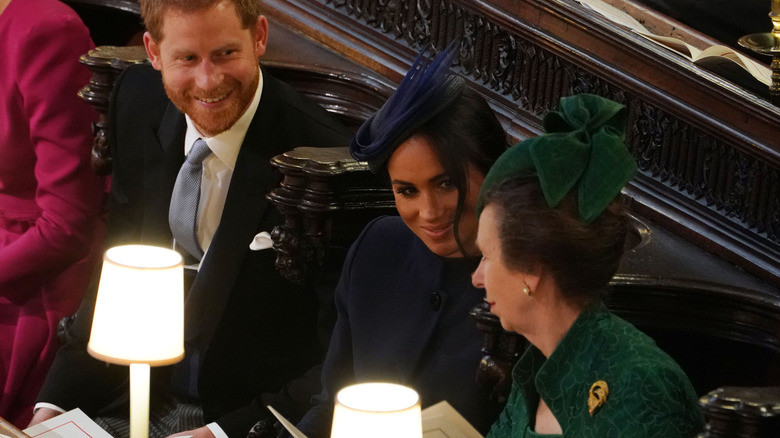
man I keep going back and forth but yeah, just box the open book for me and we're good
[269,401,483,438]
[578,0,772,91]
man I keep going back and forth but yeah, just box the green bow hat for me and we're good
[477,94,636,223]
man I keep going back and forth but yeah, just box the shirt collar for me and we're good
[183,66,264,170]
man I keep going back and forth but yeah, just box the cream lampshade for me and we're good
[88,245,185,438]
[330,382,422,438]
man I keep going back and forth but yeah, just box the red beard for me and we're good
[164,73,258,137]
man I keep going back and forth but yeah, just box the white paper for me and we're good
[422,401,483,438]
[270,400,482,438]
[23,409,113,438]
[267,406,308,438]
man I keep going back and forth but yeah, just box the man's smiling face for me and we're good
[144,1,267,136]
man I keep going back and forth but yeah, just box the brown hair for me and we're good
[482,177,628,304]
[413,87,508,256]
[140,0,263,42]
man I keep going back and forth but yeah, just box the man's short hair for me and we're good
[140,0,263,42]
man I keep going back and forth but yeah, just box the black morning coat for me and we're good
[37,63,352,437]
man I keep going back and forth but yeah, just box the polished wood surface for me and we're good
[78,45,148,175]
[0,416,30,438]
[699,386,780,437]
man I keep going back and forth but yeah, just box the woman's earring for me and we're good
[522,280,533,297]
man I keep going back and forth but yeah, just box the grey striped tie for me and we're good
[169,139,212,260]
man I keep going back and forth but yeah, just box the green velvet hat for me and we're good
[476,94,637,223]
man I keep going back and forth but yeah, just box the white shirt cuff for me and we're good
[33,402,66,414]
[206,422,228,438]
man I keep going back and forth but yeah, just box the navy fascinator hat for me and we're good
[350,43,466,172]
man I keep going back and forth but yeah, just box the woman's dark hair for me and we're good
[482,176,629,303]
[396,86,508,256]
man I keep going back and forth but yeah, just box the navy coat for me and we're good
[297,216,502,437]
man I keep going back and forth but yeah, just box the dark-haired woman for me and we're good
[293,46,508,437]
[472,94,705,437]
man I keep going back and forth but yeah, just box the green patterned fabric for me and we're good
[486,305,704,438]
[477,94,636,223]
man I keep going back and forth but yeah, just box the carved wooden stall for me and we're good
[258,0,780,434]
[67,0,780,434]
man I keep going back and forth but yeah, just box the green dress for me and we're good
[487,305,704,437]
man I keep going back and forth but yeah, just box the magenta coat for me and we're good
[0,0,106,426]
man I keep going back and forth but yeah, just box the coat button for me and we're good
[429,291,442,310]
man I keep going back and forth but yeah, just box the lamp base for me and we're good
[130,363,150,438]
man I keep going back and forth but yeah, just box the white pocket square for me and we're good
[250,231,274,250]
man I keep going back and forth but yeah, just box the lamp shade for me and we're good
[330,382,422,438]
[88,245,185,366]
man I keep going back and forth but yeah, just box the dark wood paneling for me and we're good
[262,0,780,289]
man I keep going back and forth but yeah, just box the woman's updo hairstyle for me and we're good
[482,178,628,303]
[476,94,637,303]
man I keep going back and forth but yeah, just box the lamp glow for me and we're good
[330,383,422,438]
[88,245,185,438]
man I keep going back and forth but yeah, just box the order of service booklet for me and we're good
[577,0,772,91]
[269,401,483,438]
[21,409,112,438]
[17,402,482,438]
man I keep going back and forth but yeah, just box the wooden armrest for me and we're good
[699,386,780,437]
[0,416,31,438]
[267,146,394,284]
[78,45,149,176]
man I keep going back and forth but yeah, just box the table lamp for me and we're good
[87,245,185,438]
[330,382,422,438]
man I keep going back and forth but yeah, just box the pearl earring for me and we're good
[522,280,533,297]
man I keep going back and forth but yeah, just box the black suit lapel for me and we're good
[184,80,285,350]
[142,103,186,245]
[158,102,187,156]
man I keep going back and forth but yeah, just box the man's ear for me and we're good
[143,32,163,71]
[253,15,269,58]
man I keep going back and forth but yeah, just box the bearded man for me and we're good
[30,1,351,437]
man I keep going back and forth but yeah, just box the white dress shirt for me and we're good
[182,68,264,260]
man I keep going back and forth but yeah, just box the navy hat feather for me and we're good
[350,43,466,172]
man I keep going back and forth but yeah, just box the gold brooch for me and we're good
[588,380,609,417]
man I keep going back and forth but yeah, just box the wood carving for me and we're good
[263,0,780,286]
[78,45,149,175]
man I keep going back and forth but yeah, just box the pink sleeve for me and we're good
[0,12,106,298]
